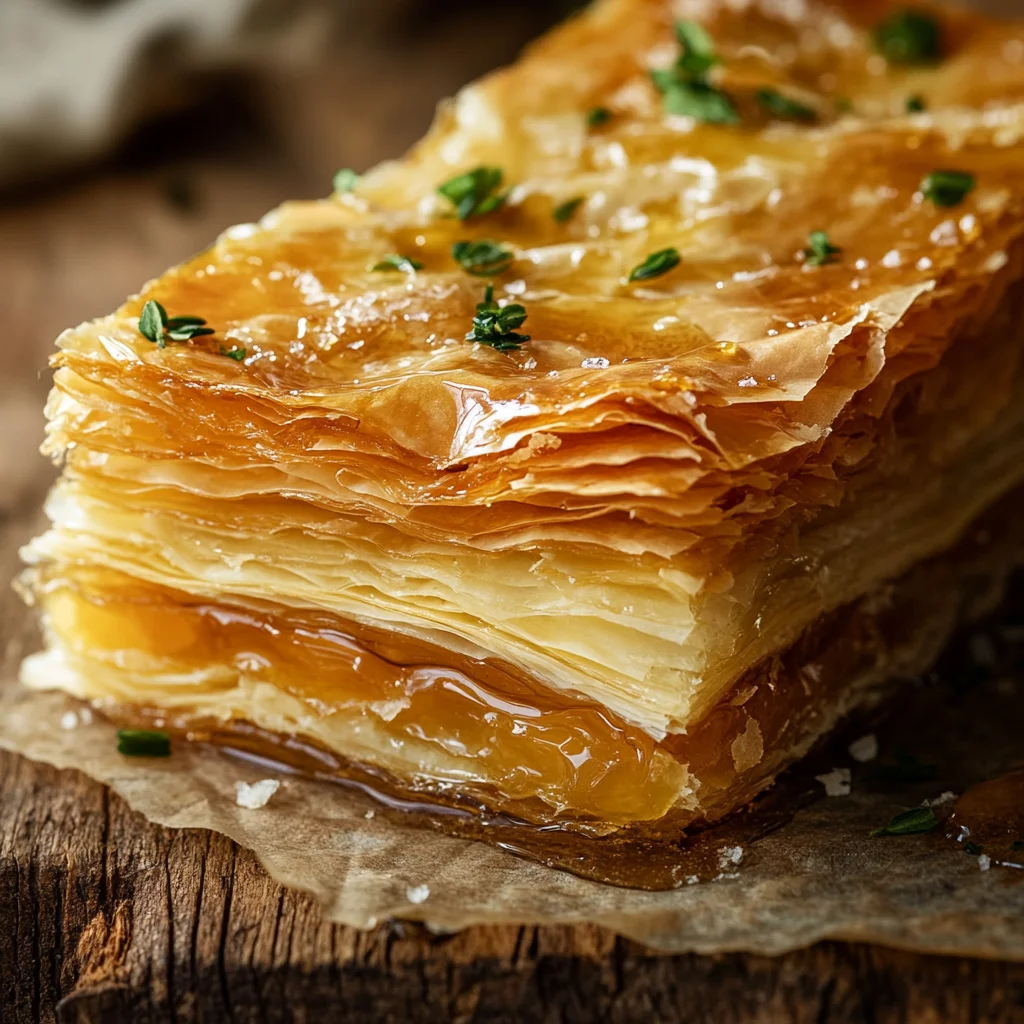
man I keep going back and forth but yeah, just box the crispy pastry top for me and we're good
[51,0,1024,526]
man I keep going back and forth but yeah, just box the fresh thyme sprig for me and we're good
[452,240,514,277]
[874,8,942,65]
[870,806,939,837]
[553,196,585,223]
[921,170,975,207]
[651,20,738,125]
[466,285,530,351]
[803,231,841,267]
[757,88,816,122]
[370,254,424,273]
[629,247,681,282]
[117,729,171,757]
[438,167,508,220]
[333,168,360,193]
[138,300,214,350]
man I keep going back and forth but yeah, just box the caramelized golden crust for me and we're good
[23,0,1024,828]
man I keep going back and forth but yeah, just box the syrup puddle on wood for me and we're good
[945,767,1024,871]
[208,722,820,891]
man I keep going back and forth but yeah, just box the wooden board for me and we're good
[3,11,1024,1021]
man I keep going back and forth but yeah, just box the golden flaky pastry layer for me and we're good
[21,0,1024,830]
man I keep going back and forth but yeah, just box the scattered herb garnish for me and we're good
[874,8,942,65]
[652,71,739,124]
[651,20,739,125]
[674,19,720,79]
[963,841,984,856]
[587,106,612,128]
[553,196,585,223]
[629,247,681,283]
[220,346,247,361]
[466,284,530,351]
[452,240,514,277]
[117,729,171,758]
[921,170,975,207]
[803,230,841,267]
[906,94,927,113]
[757,88,816,122]
[1012,841,1024,851]
[138,300,215,350]
[371,254,424,273]
[333,168,360,194]
[870,806,939,837]
[438,166,508,220]
[835,97,854,113]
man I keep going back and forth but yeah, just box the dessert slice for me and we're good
[21,0,1024,832]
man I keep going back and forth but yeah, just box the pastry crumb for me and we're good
[235,779,280,809]
[978,854,992,872]
[922,791,957,807]
[815,768,852,797]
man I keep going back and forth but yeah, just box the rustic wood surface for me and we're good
[2,7,1024,1021]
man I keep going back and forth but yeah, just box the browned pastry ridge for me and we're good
[20,0,1024,833]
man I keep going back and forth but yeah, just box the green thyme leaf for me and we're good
[138,301,213,348]
[870,806,939,837]
[466,284,530,352]
[629,247,681,283]
[757,88,816,122]
[220,346,247,361]
[1012,841,1024,851]
[921,170,975,207]
[166,325,215,342]
[587,106,612,128]
[438,167,507,221]
[874,8,942,65]
[117,729,171,757]
[803,230,841,267]
[371,254,424,273]
[906,94,926,113]
[835,97,854,114]
[553,196,585,223]
[333,168,360,194]
[652,72,739,124]
[138,300,168,347]
[651,20,738,124]
[452,240,514,277]
[963,841,983,856]
[674,19,720,79]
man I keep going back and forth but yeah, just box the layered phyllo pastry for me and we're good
[21,0,1024,833]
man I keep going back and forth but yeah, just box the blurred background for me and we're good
[0,0,572,531]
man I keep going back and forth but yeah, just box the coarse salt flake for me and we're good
[235,779,280,809]
[848,734,878,763]
[406,884,430,904]
[815,767,852,797]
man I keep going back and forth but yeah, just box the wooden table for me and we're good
[2,8,1024,1021]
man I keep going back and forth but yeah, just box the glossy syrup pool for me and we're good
[205,719,817,891]
[195,573,1024,891]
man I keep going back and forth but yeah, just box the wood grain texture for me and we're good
[2,9,1024,1020]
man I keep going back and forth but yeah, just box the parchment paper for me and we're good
[2,604,1022,959]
